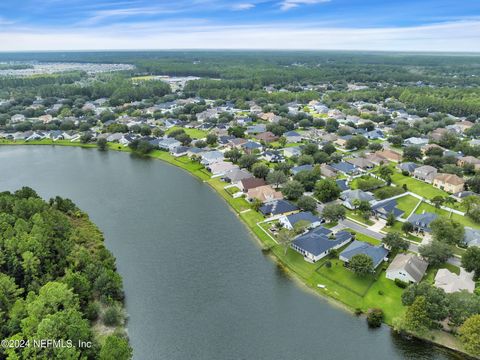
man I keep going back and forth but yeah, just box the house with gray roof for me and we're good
[291,164,313,175]
[259,199,299,217]
[158,137,181,151]
[279,211,322,230]
[386,253,428,283]
[339,240,389,269]
[371,199,404,220]
[398,162,419,175]
[283,146,302,158]
[341,189,375,210]
[404,137,429,147]
[200,150,224,165]
[291,228,352,263]
[407,212,438,233]
[283,130,303,143]
[222,169,253,184]
[413,165,438,183]
[463,227,480,248]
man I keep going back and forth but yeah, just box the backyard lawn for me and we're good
[414,202,480,230]
[346,209,374,226]
[166,126,208,139]
[395,195,421,219]
[391,172,448,199]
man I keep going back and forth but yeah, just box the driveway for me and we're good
[339,219,385,241]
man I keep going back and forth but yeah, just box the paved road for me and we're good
[339,219,462,267]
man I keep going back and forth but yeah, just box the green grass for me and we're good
[345,209,374,226]
[396,195,422,219]
[225,186,241,195]
[166,126,208,139]
[391,171,449,199]
[383,222,423,243]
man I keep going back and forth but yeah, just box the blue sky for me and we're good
[0,0,479,51]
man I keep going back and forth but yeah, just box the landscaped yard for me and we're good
[346,209,374,226]
[414,202,480,230]
[390,172,448,199]
[424,263,461,284]
[383,222,423,243]
[166,126,208,139]
[395,195,421,219]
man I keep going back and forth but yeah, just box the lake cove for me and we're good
[0,146,460,360]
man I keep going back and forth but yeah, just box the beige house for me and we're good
[457,156,480,170]
[247,185,283,203]
[434,268,475,293]
[386,254,428,284]
[433,173,465,193]
[375,149,402,163]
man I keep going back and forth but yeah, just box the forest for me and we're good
[0,188,131,359]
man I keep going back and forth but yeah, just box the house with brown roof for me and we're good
[345,157,375,170]
[238,178,267,192]
[429,128,450,142]
[364,153,387,166]
[247,185,283,202]
[421,143,444,155]
[433,173,465,193]
[455,120,474,133]
[254,131,279,143]
[375,149,402,163]
[457,156,480,170]
[320,164,338,178]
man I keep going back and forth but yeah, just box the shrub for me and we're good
[367,308,384,328]
[85,301,100,321]
[394,278,408,288]
[378,290,384,296]
[325,261,332,268]
[355,308,363,316]
[103,305,123,327]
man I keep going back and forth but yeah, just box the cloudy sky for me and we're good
[0,0,479,51]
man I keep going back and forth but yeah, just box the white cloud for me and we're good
[232,3,255,11]
[280,0,331,11]
[0,20,479,52]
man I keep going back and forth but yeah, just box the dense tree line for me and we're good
[0,188,131,359]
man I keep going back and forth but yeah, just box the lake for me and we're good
[0,146,460,360]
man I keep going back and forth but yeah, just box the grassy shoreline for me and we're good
[0,139,469,357]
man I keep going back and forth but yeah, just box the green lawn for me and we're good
[383,222,422,243]
[345,209,374,226]
[166,126,208,139]
[390,172,449,199]
[344,228,381,245]
[414,202,480,230]
[424,263,461,284]
[396,195,422,219]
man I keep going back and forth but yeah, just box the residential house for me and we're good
[463,227,480,248]
[421,143,444,155]
[10,114,25,123]
[433,173,465,193]
[259,200,299,217]
[336,179,349,192]
[246,124,266,135]
[365,153,388,166]
[371,199,404,220]
[283,146,302,158]
[247,185,283,203]
[365,129,385,140]
[254,131,279,143]
[434,268,475,293]
[238,178,267,192]
[407,212,438,233]
[454,120,474,133]
[170,146,189,157]
[429,128,450,142]
[334,135,352,148]
[345,157,374,170]
[404,137,429,147]
[158,138,181,151]
[331,161,359,175]
[242,141,263,154]
[398,162,419,175]
[279,211,322,230]
[200,150,224,165]
[187,147,205,158]
[457,156,480,170]
[283,130,303,143]
[291,228,352,263]
[386,254,428,283]
[261,150,284,163]
[291,164,313,175]
[208,161,239,177]
[119,134,136,147]
[222,169,253,184]
[341,189,375,210]
[413,165,438,183]
[227,138,247,149]
[320,164,338,178]
[375,149,402,163]
[451,191,477,202]
[339,241,389,269]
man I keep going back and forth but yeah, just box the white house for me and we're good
[386,254,428,283]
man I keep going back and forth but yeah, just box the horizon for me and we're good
[1,0,480,52]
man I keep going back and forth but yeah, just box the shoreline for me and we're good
[0,139,472,359]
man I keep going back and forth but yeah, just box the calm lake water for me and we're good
[0,146,461,360]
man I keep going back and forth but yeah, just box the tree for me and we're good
[267,171,288,189]
[403,296,431,334]
[206,133,217,146]
[227,126,246,138]
[461,247,480,279]
[367,308,384,328]
[401,221,414,235]
[322,142,336,155]
[252,163,270,179]
[431,196,444,209]
[277,229,294,255]
[447,291,480,327]
[419,241,453,267]
[322,204,346,222]
[459,315,480,356]
[238,154,258,170]
[349,254,374,276]
[430,217,464,245]
[225,148,242,163]
[294,169,321,192]
[297,195,317,212]
[315,179,341,203]
[97,137,108,151]
[378,165,393,183]
[80,133,92,144]
[100,335,133,360]
[382,232,409,252]
[251,198,262,212]
[403,146,422,162]
[402,283,448,321]
[346,135,368,150]
[282,181,305,200]
[388,135,403,147]
[297,154,314,165]
[386,211,396,226]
